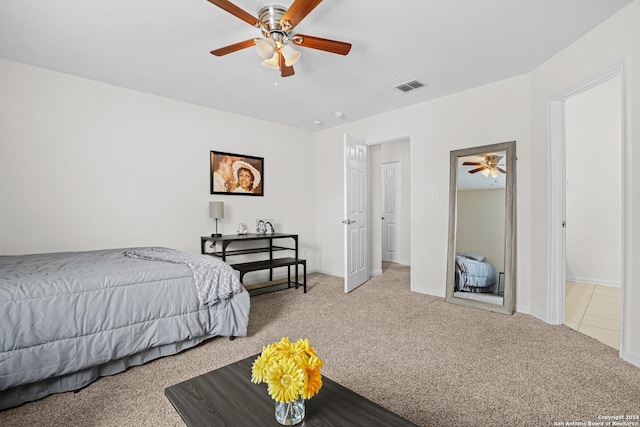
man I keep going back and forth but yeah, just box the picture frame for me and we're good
[256,219,275,234]
[210,151,264,196]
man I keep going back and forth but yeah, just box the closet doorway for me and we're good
[369,137,412,276]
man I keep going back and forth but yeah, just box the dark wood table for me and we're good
[165,355,418,426]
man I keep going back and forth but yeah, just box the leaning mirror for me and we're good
[445,141,516,314]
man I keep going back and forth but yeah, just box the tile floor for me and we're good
[565,281,621,350]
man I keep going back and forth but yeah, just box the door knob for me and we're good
[342,219,356,225]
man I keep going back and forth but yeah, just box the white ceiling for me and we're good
[0,0,632,131]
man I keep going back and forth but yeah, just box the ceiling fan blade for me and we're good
[462,161,483,166]
[468,166,486,174]
[210,39,256,56]
[280,0,322,30]
[292,34,352,55]
[278,51,295,77]
[497,167,507,174]
[206,0,261,27]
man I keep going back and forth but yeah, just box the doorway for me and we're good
[548,61,629,357]
[563,75,622,350]
[369,137,412,276]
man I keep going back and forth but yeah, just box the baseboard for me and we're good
[622,348,640,369]
[529,306,550,324]
[313,268,343,278]
[515,302,531,316]
[565,276,621,287]
[411,287,445,298]
[369,269,382,278]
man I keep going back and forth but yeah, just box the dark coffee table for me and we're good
[165,354,418,426]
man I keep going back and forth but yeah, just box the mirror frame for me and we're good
[445,141,516,315]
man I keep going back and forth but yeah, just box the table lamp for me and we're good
[209,201,224,237]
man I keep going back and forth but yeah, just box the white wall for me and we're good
[565,76,622,286]
[313,74,532,307]
[0,59,317,281]
[529,0,639,361]
[456,188,506,274]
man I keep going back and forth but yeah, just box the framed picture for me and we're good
[256,219,275,234]
[210,151,264,196]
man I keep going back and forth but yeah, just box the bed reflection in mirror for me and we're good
[446,141,516,315]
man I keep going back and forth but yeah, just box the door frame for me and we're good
[547,60,630,359]
[367,135,414,290]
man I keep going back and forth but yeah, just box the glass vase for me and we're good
[275,397,305,425]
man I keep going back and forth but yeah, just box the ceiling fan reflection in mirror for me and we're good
[463,155,506,177]
[207,0,352,77]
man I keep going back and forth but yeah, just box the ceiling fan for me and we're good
[462,155,506,177]
[206,0,352,77]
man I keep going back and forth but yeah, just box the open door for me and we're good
[344,134,368,292]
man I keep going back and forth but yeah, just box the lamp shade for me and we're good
[280,44,301,67]
[256,38,276,60]
[209,201,224,219]
[261,53,279,69]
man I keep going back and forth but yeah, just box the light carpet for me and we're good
[1,264,639,426]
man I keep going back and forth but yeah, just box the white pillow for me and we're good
[456,252,486,262]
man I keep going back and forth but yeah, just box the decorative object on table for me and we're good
[256,219,275,234]
[237,222,248,235]
[209,201,224,237]
[211,150,264,196]
[251,337,323,425]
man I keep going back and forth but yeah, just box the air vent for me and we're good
[395,80,425,92]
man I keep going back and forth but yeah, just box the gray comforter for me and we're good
[455,254,497,291]
[0,248,249,409]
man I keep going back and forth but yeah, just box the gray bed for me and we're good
[0,247,250,410]
[454,252,497,293]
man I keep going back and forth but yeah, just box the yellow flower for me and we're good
[301,355,323,399]
[251,344,276,383]
[252,337,324,403]
[297,338,318,358]
[272,336,293,351]
[265,357,305,403]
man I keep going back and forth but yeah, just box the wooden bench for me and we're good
[230,257,306,293]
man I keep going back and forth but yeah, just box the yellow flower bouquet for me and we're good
[251,337,323,425]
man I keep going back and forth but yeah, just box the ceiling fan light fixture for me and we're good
[261,53,279,69]
[256,37,276,60]
[281,43,301,67]
[481,168,491,177]
[490,168,499,178]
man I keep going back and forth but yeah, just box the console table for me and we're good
[200,233,306,293]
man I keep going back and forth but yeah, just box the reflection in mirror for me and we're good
[446,141,516,314]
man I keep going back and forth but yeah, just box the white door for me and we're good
[344,134,368,293]
[382,161,401,263]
